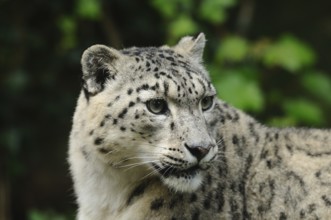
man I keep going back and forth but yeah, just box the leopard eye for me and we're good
[201,96,214,111]
[146,99,168,114]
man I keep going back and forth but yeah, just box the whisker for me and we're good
[110,152,161,165]
[139,167,160,181]
[120,160,158,170]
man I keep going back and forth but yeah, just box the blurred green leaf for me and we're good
[58,16,76,33]
[200,2,226,24]
[169,15,198,39]
[213,70,264,112]
[199,0,236,24]
[75,0,101,20]
[301,72,331,105]
[216,36,249,62]
[263,35,316,72]
[57,16,77,50]
[150,0,192,19]
[150,0,177,18]
[220,0,237,7]
[28,210,68,220]
[283,99,324,125]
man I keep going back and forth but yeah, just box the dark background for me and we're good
[1,0,331,219]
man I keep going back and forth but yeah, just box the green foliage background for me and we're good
[1,0,331,219]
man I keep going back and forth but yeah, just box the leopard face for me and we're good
[79,34,218,192]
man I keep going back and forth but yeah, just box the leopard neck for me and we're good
[212,101,267,180]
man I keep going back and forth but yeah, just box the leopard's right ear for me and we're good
[81,45,122,96]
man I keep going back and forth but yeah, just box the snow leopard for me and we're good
[69,33,331,219]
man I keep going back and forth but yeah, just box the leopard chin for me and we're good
[161,170,204,192]
[151,163,205,192]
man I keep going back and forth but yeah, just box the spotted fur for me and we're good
[69,33,331,219]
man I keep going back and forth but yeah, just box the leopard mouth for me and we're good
[152,163,211,192]
[152,163,207,178]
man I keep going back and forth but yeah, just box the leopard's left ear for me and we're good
[173,33,206,63]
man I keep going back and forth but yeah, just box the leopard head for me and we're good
[78,33,218,192]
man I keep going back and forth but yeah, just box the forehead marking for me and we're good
[163,81,169,96]
[121,47,214,101]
